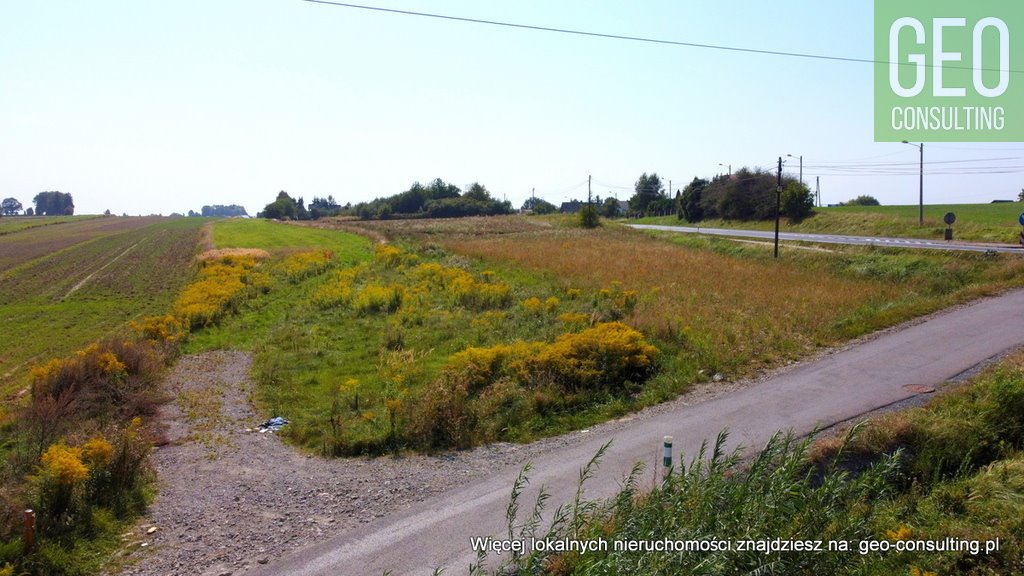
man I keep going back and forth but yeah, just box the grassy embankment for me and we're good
[639,202,1024,243]
[479,349,1024,576]
[215,215,1024,459]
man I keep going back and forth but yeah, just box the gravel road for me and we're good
[113,351,583,576]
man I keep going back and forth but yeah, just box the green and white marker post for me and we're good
[662,435,673,477]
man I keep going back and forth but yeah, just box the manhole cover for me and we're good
[903,384,935,394]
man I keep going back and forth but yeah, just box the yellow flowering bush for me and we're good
[593,282,640,321]
[40,443,89,486]
[312,266,365,308]
[441,322,657,393]
[81,436,114,466]
[173,257,255,328]
[538,322,658,390]
[558,312,590,326]
[522,297,544,314]
[131,314,187,344]
[375,244,412,268]
[97,352,127,376]
[280,249,333,280]
[412,262,511,310]
[352,284,404,314]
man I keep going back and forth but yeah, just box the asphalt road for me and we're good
[251,289,1024,576]
[628,224,1024,253]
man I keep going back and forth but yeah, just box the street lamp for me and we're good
[786,154,803,186]
[718,163,731,176]
[901,141,924,226]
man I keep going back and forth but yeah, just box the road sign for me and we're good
[1019,213,1024,226]
[944,212,956,225]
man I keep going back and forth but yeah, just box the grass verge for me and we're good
[477,349,1024,576]
[639,201,1024,243]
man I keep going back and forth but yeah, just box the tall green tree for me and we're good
[463,182,492,201]
[1,197,23,216]
[680,177,708,223]
[260,191,298,220]
[32,191,74,216]
[628,173,665,216]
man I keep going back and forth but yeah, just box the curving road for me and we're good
[628,224,1024,254]
[250,289,1024,576]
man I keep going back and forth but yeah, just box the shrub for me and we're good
[27,339,164,444]
[280,249,333,281]
[375,244,411,268]
[539,322,658,391]
[521,297,544,314]
[352,284,404,314]
[579,203,600,228]
[410,323,659,448]
[173,254,265,329]
[130,315,187,348]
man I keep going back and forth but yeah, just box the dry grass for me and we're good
[196,248,271,261]
[445,226,901,372]
[330,214,552,241]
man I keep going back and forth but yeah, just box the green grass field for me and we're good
[211,218,374,253]
[183,216,1024,456]
[0,217,206,398]
[639,202,1024,243]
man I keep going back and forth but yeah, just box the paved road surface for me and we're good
[629,224,1024,253]
[251,289,1024,576]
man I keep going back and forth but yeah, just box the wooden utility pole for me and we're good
[775,157,782,259]
[816,177,820,207]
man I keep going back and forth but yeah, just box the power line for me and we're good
[300,0,1024,73]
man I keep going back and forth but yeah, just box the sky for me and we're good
[3,1,1024,216]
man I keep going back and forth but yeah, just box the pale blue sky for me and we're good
[3,1,1023,216]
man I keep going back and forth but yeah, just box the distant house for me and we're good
[559,200,584,214]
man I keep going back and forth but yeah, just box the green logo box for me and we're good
[875,0,1024,141]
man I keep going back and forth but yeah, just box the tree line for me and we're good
[0,192,75,216]
[257,179,513,221]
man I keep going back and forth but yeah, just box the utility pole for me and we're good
[902,141,924,225]
[775,157,782,259]
[816,177,820,208]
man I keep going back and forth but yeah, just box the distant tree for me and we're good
[103,209,112,216]
[1,197,23,216]
[601,197,621,218]
[1019,188,1024,202]
[187,209,198,217]
[201,205,249,217]
[680,177,708,223]
[310,196,342,218]
[26,207,34,216]
[844,195,881,206]
[464,182,492,202]
[521,197,557,214]
[260,191,298,220]
[628,173,665,216]
[33,191,74,215]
